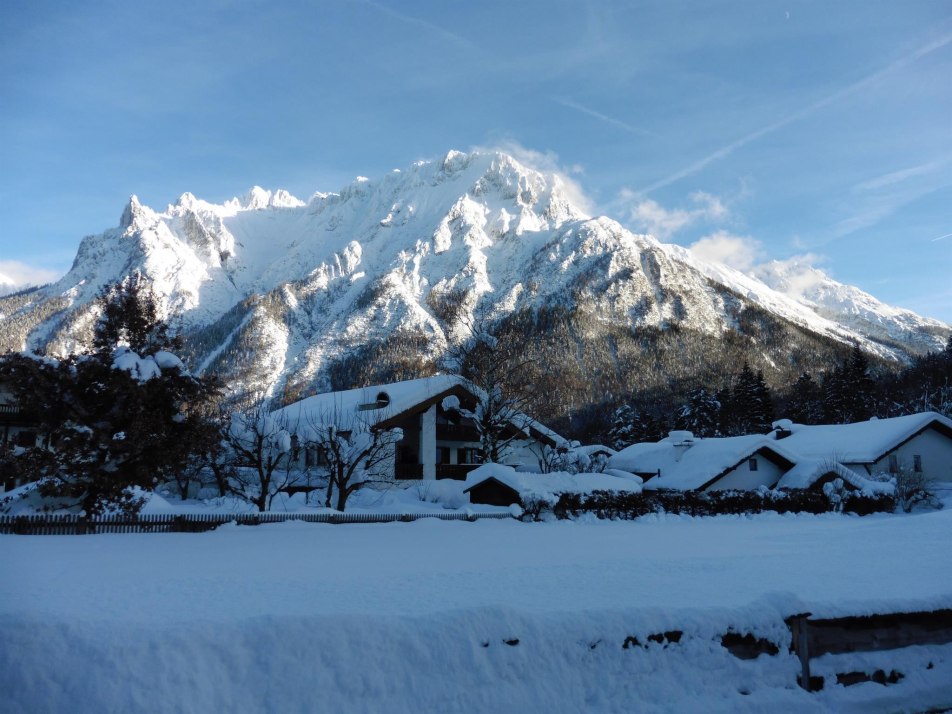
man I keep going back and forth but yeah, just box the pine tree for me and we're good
[2,278,220,515]
[727,363,774,434]
[843,343,875,421]
[607,404,636,450]
[786,372,823,423]
[676,388,721,437]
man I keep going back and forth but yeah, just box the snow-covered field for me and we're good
[3,510,952,713]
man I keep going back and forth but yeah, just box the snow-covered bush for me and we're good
[885,467,941,513]
[413,480,467,510]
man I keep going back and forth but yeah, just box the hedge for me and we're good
[525,488,895,521]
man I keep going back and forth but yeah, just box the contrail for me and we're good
[357,0,477,50]
[554,97,653,136]
[638,32,952,195]
[932,233,952,242]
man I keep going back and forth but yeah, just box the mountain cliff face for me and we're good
[0,150,948,414]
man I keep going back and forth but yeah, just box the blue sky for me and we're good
[1,0,950,320]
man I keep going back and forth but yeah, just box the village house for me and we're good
[273,375,564,482]
[769,412,952,484]
[606,412,952,494]
[0,382,41,492]
[608,431,799,492]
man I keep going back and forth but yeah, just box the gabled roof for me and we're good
[274,375,466,432]
[609,434,797,491]
[773,411,952,464]
[273,375,563,446]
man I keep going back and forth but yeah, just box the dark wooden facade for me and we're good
[464,477,520,507]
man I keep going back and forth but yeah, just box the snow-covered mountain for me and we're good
[0,150,947,404]
[752,257,948,355]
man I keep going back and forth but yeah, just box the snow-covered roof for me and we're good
[771,411,952,464]
[608,434,797,491]
[777,459,894,495]
[574,444,617,457]
[274,375,563,445]
[274,375,468,431]
[463,463,642,501]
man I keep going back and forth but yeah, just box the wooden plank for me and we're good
[805,610,952,656]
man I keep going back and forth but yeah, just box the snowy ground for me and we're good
[2,510,952,713]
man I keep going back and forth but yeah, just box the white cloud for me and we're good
[751,253,831,300]
[0,261,63,293]
[479,140,595,216]
[689,231,763,272]
[622,190,728,239]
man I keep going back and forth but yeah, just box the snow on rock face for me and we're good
[5,150,948,397]
[753,258,949,353]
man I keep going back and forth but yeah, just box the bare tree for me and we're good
[445,312,543,463]
[891,465,939,513]
[301,407,403,512]
[528,441,590,474]
[224,403,303,511]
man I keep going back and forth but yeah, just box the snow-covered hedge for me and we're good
[540,488,896,521]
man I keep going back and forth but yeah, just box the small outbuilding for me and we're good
[464,463,643,507]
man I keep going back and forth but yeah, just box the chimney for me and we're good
[668,430,694,462]
[772,419,794,440]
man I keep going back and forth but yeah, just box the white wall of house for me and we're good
[420,405,437,480]
[869,428,952,482]
[706,454,785,491]
[502,440,549,470]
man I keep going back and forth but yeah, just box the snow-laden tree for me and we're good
[300,408,402,511]
[529,441,590,474]
[675,388,721,437]
[607,404,636,451]
[224,405,302,512]
[0,278,220,515]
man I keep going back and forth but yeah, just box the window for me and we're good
[913,455,922,473]
[305,447,328,468]
[14,430,36,448]
[436,447,451,464]
[748,457,758,472]
[459,448,480,465]
[888,454,899,474]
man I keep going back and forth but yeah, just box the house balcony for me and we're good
[393,463,481,481]
[435,464,479,481]
[394,463,424,480]
[0,404,25,425]
[435,424,481,442]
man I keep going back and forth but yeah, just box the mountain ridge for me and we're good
[0,150,947,410]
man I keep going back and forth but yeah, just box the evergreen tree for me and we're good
[715,385,736,436]
[675,387,721,437]
[1,279,220,515]
[93,272,175,356]
[750,369,775,433]
[727,363,774,434]
[785,372,823,423]
[822,344,876,423]
[607,404,636,450]
[843,343,876,421]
